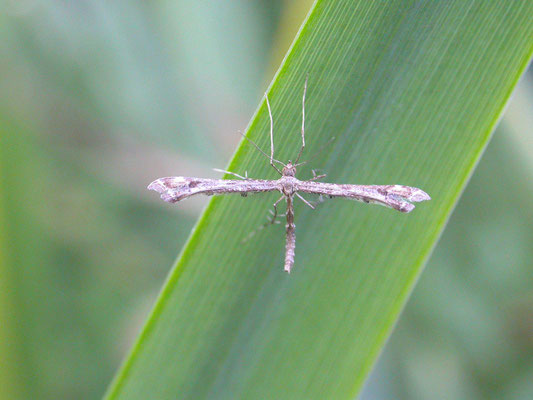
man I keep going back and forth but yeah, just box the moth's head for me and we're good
[282,161,296,177]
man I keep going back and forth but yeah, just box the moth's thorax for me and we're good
[279,175,299,196]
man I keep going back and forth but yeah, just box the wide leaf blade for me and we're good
[106,1,533,399]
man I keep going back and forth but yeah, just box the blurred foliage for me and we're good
[0,1,532,399]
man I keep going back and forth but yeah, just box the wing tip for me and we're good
[410,188,431,203]
[398,188,430,212]
[147,178,180,203]
[147,178,165,193]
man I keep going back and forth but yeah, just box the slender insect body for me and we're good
[148,79,430,273]
[284,195,296,273]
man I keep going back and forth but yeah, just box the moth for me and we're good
[148,79,430,273]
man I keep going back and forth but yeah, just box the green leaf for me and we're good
[106,1,533,398]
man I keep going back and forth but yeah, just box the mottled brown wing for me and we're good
[148,177,278,203]
[297,182,430,213]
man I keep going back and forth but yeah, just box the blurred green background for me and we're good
[1,1,531,399]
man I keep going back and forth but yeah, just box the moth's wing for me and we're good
[148,177,278,203]
[297,182,430,213]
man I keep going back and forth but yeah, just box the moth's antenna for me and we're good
[265,94,283,175]
[294,136,335,167]
[294,75,308,163]
[238,131,286,168]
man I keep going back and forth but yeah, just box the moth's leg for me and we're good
[309,169,327,181]
[296,189,326,209]
[241,195,285,243]
[309,174,327,181]
[295,192,315,209]
[269,194,285,223]
[213,168,248,180]
[268,209,286,220]
[294,75,308,163]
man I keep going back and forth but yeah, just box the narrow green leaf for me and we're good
[106,1,533,399]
